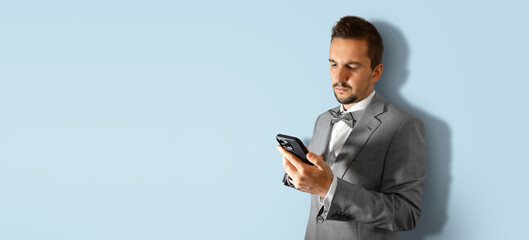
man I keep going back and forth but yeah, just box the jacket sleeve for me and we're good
[322,116,426,232]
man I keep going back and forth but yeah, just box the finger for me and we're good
[276,145,306,170]
[306,152,326,170]
[283,155,297,171]
[283,156,299,180]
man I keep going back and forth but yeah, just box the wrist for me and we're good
[319,174,333,198]
[319,189,328,198]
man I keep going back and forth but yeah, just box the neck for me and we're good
[342,103,355,111]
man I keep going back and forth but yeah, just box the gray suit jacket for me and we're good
[305,93,425,240]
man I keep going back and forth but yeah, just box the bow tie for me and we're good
[329,109,359,128]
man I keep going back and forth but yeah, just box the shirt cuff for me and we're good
[319,176,338,211]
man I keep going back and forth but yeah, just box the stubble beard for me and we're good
[333,83,358,105]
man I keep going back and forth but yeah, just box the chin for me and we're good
[336,94,358,105]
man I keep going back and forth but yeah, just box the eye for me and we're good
[348,65,358,71]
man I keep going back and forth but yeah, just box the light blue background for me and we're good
[1,0,528,239]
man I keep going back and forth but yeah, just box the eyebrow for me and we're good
[328,59,362,66]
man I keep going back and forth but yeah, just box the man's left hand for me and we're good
[276,145,334,197]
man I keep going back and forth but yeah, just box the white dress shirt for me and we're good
[320,90,376,209]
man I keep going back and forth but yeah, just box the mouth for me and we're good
[335,87,350,93]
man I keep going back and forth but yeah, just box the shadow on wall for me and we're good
[372,20,453,240]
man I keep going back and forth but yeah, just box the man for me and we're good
[277,16,425,240]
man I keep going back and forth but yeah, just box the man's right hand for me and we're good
[277,146,333,198]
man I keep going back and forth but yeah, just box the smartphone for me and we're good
[276,134,313,165]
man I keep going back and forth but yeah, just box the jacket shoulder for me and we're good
[383,102,423,125]
[313,106,338,123]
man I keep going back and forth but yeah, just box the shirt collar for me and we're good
[340,90,376,113]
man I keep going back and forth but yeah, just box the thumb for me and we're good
[306,152,325,169]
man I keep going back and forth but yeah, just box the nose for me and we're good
[332,66,349,83]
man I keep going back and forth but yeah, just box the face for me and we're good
[329,38,383,109]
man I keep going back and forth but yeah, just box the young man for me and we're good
[277,16,425,240]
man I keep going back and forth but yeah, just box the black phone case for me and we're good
[276,134,313,166]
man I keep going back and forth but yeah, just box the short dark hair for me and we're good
[331,16,383,70]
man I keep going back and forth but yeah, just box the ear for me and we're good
[371,64,383,83]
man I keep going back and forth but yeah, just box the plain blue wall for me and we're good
[1,0,528,239]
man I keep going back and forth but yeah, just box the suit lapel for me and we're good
[309,106,339,157]
[332,93,387,178]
